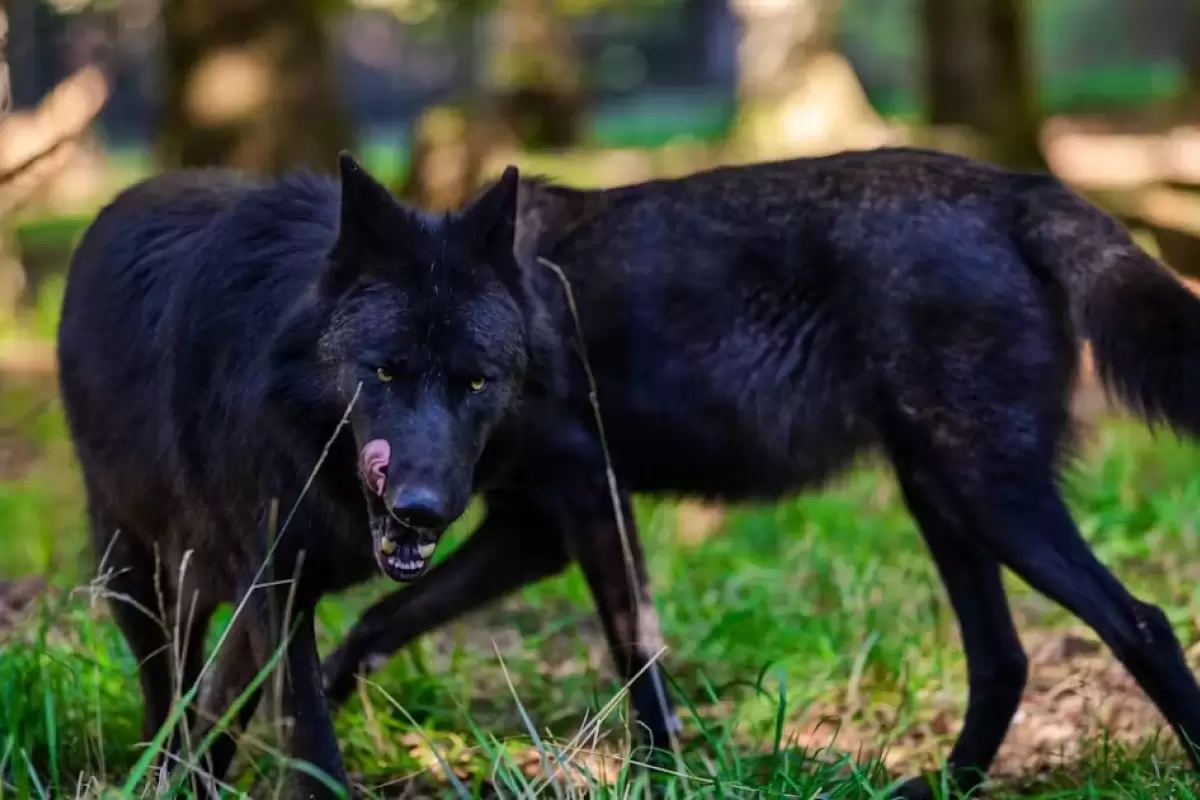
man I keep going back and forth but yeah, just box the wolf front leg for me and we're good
[557,485,682,751]
[189,584,349,799]
[276,603,351,799]
[181,593,269,799]
[322,490,572,708]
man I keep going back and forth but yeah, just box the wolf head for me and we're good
[269,153,560,582]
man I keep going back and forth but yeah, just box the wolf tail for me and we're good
[1017,176,1200,437]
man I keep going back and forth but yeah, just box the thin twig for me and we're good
[535,255,689,791]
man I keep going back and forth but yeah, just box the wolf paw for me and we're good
[888,777,938,800]
[889,772,981,799]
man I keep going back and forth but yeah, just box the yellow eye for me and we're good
[469,376,487,392]
[376,367,393,383]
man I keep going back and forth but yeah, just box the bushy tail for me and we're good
[1017,176,1200,438]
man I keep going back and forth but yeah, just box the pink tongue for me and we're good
[360,439,390,497]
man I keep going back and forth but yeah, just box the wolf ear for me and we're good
[461,168,564,397]
[461,166,520,261]
[334,151,397,251]
[324,151,399,295]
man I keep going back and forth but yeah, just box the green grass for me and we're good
[5,280,1200,796]
[5,379,1200,797]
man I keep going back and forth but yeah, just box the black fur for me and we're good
[55,154,554,796]
[324,147,1200,798]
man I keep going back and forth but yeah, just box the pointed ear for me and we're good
[461,166,521,259]
[324,151,397,296]
[335,151,398,247]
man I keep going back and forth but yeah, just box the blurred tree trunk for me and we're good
[401,3,490,211]
[922,0,1045,170]
[729,0,887,161]
[402,0,584,213]
[488,0,583,150]
[157,0,352,175]
[0,0,13,318]
[7,0,68,112]
[1182,0,1200,120]
[0,0,9,117]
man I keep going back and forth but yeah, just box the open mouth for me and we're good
[368,493,437,582]
[360,439,439,582]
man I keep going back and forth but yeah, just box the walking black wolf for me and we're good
[322,146,1200,797]
[55,154,557,796]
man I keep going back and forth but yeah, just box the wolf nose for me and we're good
[390,486,450,530]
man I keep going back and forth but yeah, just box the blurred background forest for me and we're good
[7,0,1200,330]
[10,2,1200,796]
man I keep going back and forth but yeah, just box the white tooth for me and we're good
[379,537,396,555]
[417,542,436,559]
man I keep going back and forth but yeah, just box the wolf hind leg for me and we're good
[968,480,1200,765]
[881,443,1028,799]
[895,459,1200,795]
[882,364,1200,795]
[92,511,174,740]
[92,514,213,793]
[95,513,217,788]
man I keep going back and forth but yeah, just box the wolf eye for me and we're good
[375,367,394,383]
[469,376,487,393]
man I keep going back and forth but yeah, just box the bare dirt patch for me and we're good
[0,575,47,636]
[0,425,37,481]
[0,360,59,481]
[786,629,1181,784]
